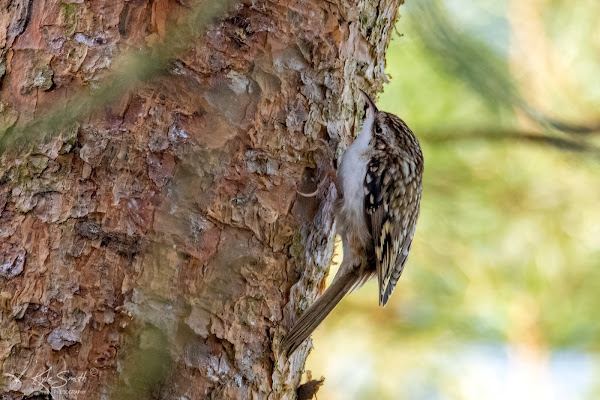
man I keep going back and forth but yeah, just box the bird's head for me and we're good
[359,89,422,160]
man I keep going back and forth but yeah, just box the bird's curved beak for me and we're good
[359,89,378,113]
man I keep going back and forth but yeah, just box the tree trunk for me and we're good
[0,0,402,398]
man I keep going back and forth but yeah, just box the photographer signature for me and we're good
[3,366,97,390]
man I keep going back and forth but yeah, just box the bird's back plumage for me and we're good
[364,117,423,306]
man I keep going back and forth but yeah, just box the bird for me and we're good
[281,89,424,357]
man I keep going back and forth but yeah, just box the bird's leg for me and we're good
[296,177,330,197]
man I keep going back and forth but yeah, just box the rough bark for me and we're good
[0,0,402,399]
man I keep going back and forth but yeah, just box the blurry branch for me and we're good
[0,0,234,156]
[425,128,600,158]
[411,0,600,136]
[523,106,600,135]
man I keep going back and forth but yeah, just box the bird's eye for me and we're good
[375,124,383,134]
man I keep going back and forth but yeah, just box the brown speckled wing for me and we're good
[364,150,421,306]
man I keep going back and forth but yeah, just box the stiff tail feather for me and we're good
[281,268,359,357]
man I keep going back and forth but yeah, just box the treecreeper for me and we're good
[282,90,424,356]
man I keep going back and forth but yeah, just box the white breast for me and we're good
[338,115,373,234]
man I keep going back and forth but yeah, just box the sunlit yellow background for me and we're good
[306,0,600,398]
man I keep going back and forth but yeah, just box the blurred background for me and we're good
[306,0,600,398]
